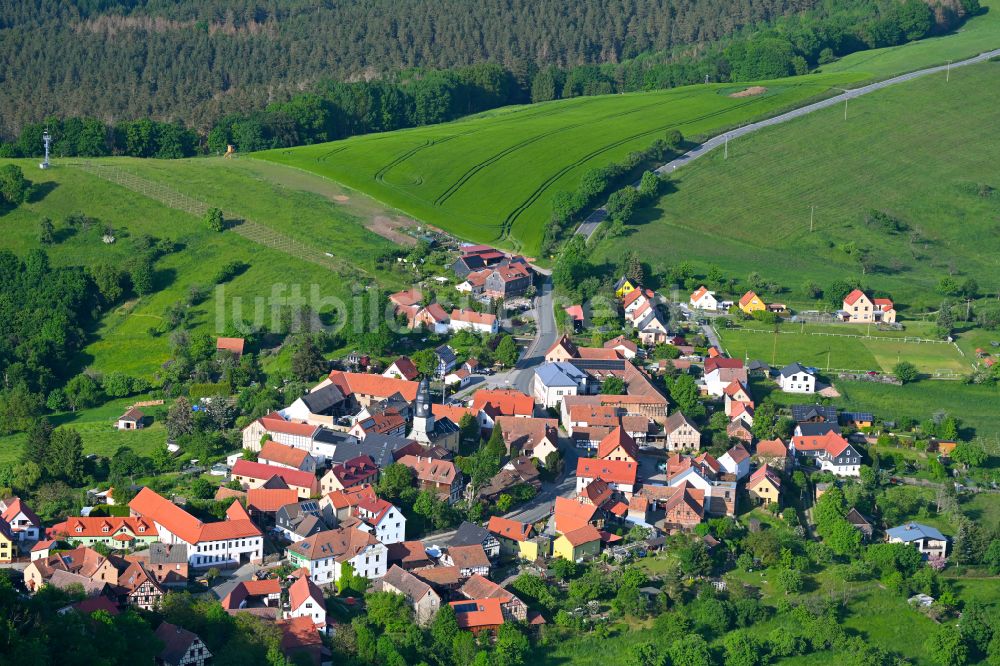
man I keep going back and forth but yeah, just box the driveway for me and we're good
[210,561,258,600]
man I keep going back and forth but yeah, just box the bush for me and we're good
[212,260,249,284]
[893,361,919,384]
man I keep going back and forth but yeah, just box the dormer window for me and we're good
[102,526,109,532]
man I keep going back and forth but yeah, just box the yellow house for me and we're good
[614,277,638,300]
[0,521,14,563]
[487,516,548,561]
[747,465,781,506]
[553,525,602,561]
[738,291,766,314]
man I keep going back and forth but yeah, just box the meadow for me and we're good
[822,0,1000,78]
[0,158,401,379]
[256,73,862,257]
[716,325,970,374]
[596,60,1000,310]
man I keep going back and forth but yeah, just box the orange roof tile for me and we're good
[561,524,602,547]
[259,440,311,468]
[597,427,639,461]
[487,516,532,542]
[575,458,638,485]
[450,597,504,628]
[327,371,419,402]
[471,389,534,418]
[247,488,300,513]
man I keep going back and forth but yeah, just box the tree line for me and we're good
[0,0,981,156]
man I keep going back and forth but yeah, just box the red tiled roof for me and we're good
[259,441,311,468]
[327,371,419,402]
[622,288,647,308]
[421,303,450,323]
[564,305,584,321]
[749,464,781,487]
[597,427,639,461]
[874,298,894,309]
[386,357,419,381]
[843,289,867,306]
[690,286,710,302]
[704,357,744,374]
[471,389,534,418]
[725,443,751,464]
[325,485,376,511]
[217,337,246,355]
[398,455,458,485]
[258,413,319,438]
[554,496,598,533]
[329,455,379,489]
[247,488,300,513]
[288,573,325,612]
[792,431,851,457]
[739,291,760,307]
[48,517,156,539]
[433,403,475,424]
[755,438,787,457]
[129,488,261,544]
[561,524,602,547]
[576,458,638,485]
[450,598,504,628]
[487,516,532,542]
[604,335,637,352]
[446,544,490,570]
[225,500,252,522]
[233,460,318,491]
[451,308,497,326]
[389,289,423,308]
[118,407,144,422]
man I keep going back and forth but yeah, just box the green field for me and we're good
[823,0,1000,78]
[257,73,862,256]
[0,158,401,380]
[596,60,1000,310]
[716,326,970,374]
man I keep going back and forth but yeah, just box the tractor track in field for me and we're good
[432,96,695,208]
[495,92,775,240]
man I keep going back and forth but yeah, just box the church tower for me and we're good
[409,377,434,444]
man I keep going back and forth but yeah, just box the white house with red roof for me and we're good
[352,494,406,545]
[470,388,535,430]
[286,526,388,585]
[450,308,499,335]
[258,440,317,472]
[241,412,319,452]
[129,488,263,568]
[719,444,751,480]
[286,573,328,632]
[575,458,638,495]
[790,431,863,476]
[702,357,747,397]
[0,497,41,542]
[841,289,897,323]
[231,459,320,498]
[384,357,420,381]
[689,286,719,311]
[873,298,897,323]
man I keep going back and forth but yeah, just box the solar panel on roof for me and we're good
[452,602,479,613]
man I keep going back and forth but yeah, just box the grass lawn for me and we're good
[716,325,969,374]
[0,396,168,465]
[596,60,1000,310]
[257,72,862,256]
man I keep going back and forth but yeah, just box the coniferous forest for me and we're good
[0,0,980,154]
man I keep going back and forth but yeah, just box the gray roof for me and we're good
[451,521,493,548]
[301,384,346,414]
[845,508,872,527]
[435,345,457,365]
[313,428,358,447]
[330,433,412,467]
[535,362,587,388]
[379,564,435,601]
[796,422,841,437]
[887,522,947,543]
[49,569,107,596]
[780,362,812,378]
[791,404,838,423]
[149,542,187,565]
[664,411,697,433]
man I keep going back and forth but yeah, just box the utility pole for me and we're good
[946,60,952,82]
[724,134,729,160]
[844,95,849,121]
[705,74,710,84]
[810,205,815,232]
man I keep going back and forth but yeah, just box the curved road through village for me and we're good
[577,47,1000,239]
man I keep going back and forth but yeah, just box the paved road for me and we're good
[577,47,1000,240]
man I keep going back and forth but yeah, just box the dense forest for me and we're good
[0,0,981,151]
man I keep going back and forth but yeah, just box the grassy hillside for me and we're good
[823,0,999,78]
[0,158,401,381]
[257,73,862,256]
[595,60,1000,310]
